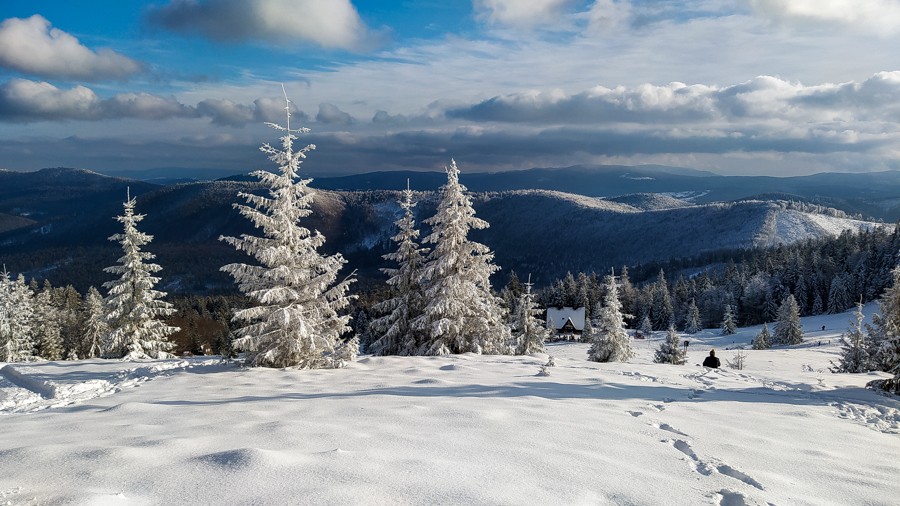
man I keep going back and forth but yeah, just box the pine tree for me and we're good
[865,265,900,392]
[833,302,870,373]
[370,182,428,356]
[811,291,824,315]
[827,275,852,314]
[511,275,548,355]
[33,290,64,361]
[81,287,108,359]
[752,323,771,350]
[639,314,653,339]
[0,271,35,362]
[684,299,702,334]
[413,160,511,355]
[654,326,685,365]
[220,92,356,369]
[721,304,737,336]
[651,269,674,330]
[581,305,597,343]
[103,191,179,360]
[774,294,803,345]
[588,271,633,362]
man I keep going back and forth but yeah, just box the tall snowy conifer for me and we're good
[511,275,548,355]
[684,299,702,334]
[370,182,428,356]
[103,191,179,360]
[220,91,356,369]
[0,270,35,362]
[588,271,633,362]
[865,264,900,392]
[774,294,803,345]
[827,276,852,314]
[833,302,870,373]
[414,160,511,355]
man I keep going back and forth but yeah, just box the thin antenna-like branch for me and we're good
[281,83,291,134]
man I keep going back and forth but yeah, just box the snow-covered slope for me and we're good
[1,308,897,505]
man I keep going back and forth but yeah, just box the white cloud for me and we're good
[316,103,354,125]
[0,15,142,80]
[473,0,577,28]
[148,0,377,50]
[750,0,900,34]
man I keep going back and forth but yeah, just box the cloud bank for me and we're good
[0,15,142,81]
[147,0,377,50]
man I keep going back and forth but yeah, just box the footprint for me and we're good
[627,411,643,417]
[658,423,690,437]
[716,465,765,491]
[717,489,748,506]
[648,403,666,412]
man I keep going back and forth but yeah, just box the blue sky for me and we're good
[2,0,900,176]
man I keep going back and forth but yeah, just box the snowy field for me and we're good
[1,307,898,506]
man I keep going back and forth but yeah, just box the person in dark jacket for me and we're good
[702,349,721,369]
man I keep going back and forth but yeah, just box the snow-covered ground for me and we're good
[1,307,898,505]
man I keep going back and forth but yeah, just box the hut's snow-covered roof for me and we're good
[546,306,586,331]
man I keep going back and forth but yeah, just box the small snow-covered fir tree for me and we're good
[752,323,771,350]
[81,287,108,359]
[774,294,803,345]
[413,160,511,355]
[220,91,356,369]
[721,304,737,336]
[639,314,653,339]
[588,271,633,362]
[369,181,428,356]
[654,326,685,365]
[832,302,870,373]
[580,308,595,343]
[684,299,701,334]
[33,290,64,361]
[511,275,549,355]
[103,191,179,360]
[0,270,35,362]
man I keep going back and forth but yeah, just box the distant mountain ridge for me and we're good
[0,168,888,294]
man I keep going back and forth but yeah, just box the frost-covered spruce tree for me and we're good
[81,287,108,359]
[103,191,179,360]
[588,271,633,362]
[370,182,428,356]
[654,326,685,365]
[512,275,549,355]
[414,159,511,355]
[220,95,356,369]
[832,302,870,373]
[752,323,771,350]
[721,304,737,336]
[0,270,35,362]
[684,299,702,334]
[33,290,64,361]
[865,264,900,386]
[774,294,803,345]
[827,275,852,314]
[639,314,653,339]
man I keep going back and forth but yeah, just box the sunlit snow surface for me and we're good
[1,307,898,505]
